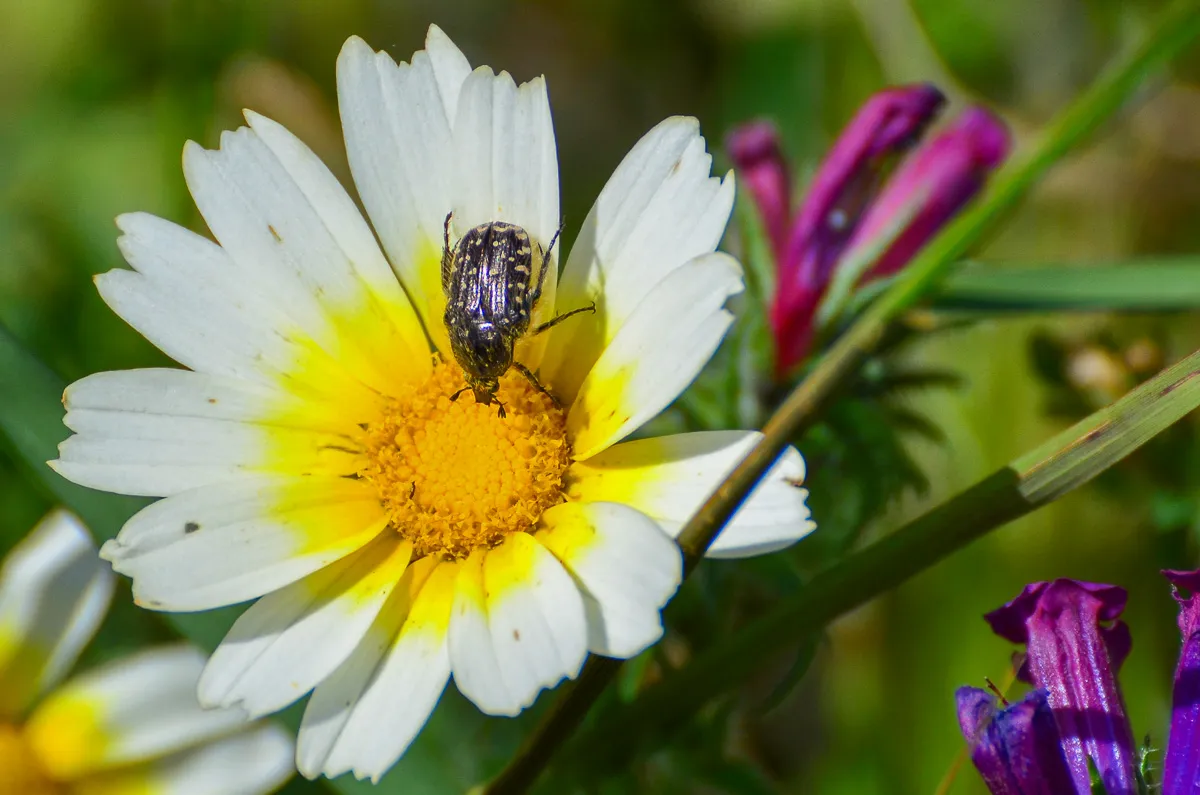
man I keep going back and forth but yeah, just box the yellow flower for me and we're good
[0,510,293,795]
[52,26,816,782]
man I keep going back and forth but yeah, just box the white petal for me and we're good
[53,397,363,498]
[568,431,815,558]
[425,25,472,124]
[24,645,250,780]
[99,475,388,611]
[298,557,454,782]
[567,253,743,460]
[451,65,559,368]
[0,510,112,718]
[244,111,429,378]
[59,368,350,435]
[104,212,380,413]
[75,723,295,795]
[442,550,506,710]
[448,534,587,717]
[183,121,430,396]
[536,502,681,658]
[337,35,457,354]
[542,117,735,402]
[198,532,412,718]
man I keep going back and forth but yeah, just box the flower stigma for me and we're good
[360,360,571,560]
[0,725,61,795]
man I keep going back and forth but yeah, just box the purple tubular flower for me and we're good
[725,121,792,263]
[1163,569,1200,795]
[769,84,944,374]
[956,687,1077,795]
[984,579,1138,795]
[850,106,1011,281]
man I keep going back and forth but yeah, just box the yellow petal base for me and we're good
[362,360,570,559]
[0,724,62,795]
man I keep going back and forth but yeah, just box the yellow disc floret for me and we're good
[361,360,570,559]
[0,725,62,795]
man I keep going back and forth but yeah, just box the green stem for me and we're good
[479,2,1200,792]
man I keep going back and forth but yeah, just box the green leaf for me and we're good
[935,260,1200,312]
[1013,345,1200,503]
[731,185,776,318]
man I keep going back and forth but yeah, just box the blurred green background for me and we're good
[2,0,1200,793]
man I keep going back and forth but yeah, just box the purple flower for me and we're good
[850,107,1011,281]
[983,579,1138,795]
[956,687,1077,794]
[725,86,1010,375]
[771,84,945,373]
[725,121,792,264]
[957,572,1200,794]
[1164,569,1200,795]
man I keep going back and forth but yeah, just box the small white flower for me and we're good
[51,26,816,782]
[0,510,293,795]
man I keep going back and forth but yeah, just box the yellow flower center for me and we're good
[361,360,570,559]
[0,725,61,795]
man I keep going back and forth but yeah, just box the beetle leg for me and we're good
[529,219,565,309]
[451,382,508,417]
[512,362,562,409]
[532,301,597,335]
[441,212,455,294]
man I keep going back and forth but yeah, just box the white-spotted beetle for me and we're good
[441,214,594,417]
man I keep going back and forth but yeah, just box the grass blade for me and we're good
[937,260,1200,312]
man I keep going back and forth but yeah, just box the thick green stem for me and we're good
[479,2,1200,792]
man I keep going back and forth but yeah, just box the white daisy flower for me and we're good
[0,509,294,795]
[51,26,816,782]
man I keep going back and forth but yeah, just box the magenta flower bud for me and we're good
[956,687,1077,795]
[984,580,1137,795]
[726,121,792,263]
[850,106,1011,281]
[768,84,944,373]
[1163,569,1200,795]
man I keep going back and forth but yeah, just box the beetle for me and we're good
[441,214,594,417]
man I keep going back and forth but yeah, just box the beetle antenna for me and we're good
[543,218,564,263]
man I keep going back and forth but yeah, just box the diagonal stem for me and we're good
[480,2,1200,792]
